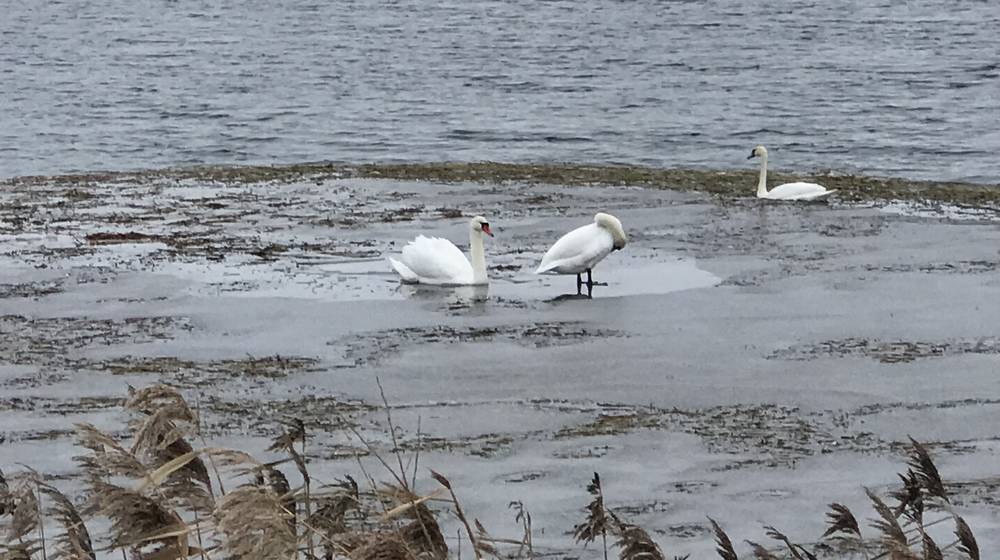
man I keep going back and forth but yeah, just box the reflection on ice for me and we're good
[547,290,594,303]
[399,283,490,304]
[388,255,719,306]
[530,256,720,300]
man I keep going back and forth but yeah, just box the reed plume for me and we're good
[214,485,296,560]
[821,503,861,540]
[953,514,980,560]
[346,536,411,560]
[307,490,360,560]
[573,472,614,560]
[73,423,147,481]
[0,469,11,516]
[268,417,313,557]
[864,488,908,552]
[890,469,924,525]
[614,523,664,560]
[707,518,737,560]
[744,541,777,560]
[3,474,40,545]
[763,526,816,560]
[88,480,187,554]
[129,405,211,490]
[920,531,942,560]
[37,483,95,560]
[820,502,866,558]
[397,500,447,560]
[312,475,361,532]
[905,438,948,503]
[125,385,197,424]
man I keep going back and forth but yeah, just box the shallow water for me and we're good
[3,0,999,182]
[2,175,1000,555]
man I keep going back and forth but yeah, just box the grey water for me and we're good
[2,0,998,182]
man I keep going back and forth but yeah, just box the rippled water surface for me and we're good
[2,0,998,181]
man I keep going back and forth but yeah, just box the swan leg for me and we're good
[576,273,583,294]
[587,269,609,287]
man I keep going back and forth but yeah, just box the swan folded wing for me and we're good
[535,224,614,274]
[768,182,831,200]
[397,235,473,284]
[387,257,420,282]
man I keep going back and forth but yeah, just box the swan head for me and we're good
[469,215,493,237]
[748,145,768,160]
[594,212,627,250]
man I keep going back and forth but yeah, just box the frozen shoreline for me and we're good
[2,169,999,556]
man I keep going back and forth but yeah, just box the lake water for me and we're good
[2,0,998,182]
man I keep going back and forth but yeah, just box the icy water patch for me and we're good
[329,321,627,368]
[878,200,1000,222]
[3,174,1000,554]
[527,256,721,300]
[771,336,1000,363]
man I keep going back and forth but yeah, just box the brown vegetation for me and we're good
[0,384,986,560]
[4,161,999,207]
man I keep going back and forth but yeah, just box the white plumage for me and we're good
[758,181,833,201]
[535,213,627,287]
[749,145,837,201]
[389,235,476,285]
[388,216,493,285]
[535,223,614,275]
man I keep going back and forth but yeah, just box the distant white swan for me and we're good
[748,145,837,201]
[388,216,493,285]
[535,212,627,290]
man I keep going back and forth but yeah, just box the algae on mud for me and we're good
[4,161,1000,207]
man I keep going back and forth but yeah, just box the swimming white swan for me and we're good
[388,216,493,285]
[748,145,836,201]
[535,212,627,290]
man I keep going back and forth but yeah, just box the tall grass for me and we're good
[0,384,985,560]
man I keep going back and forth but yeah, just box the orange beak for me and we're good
[482,224,494,237]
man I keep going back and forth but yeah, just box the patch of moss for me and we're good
[62,188,95,200]
[4,161,999,207]
[555,411,663,438]
[92,354,322,380]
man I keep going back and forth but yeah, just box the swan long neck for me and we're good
[756,153,769,197]
[469,229,487,284]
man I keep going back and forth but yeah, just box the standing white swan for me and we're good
[388,216,493,285]
[748,145,837,201]
[535,212,627,291]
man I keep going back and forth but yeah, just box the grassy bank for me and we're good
[3,161,999,207]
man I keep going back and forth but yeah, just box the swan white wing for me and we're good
[766,182,834,200]
[535,223,614,274]
[387,257,419,283]
[393,235,473,284]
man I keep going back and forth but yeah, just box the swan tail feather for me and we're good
[535,261,557,274]
[387,257,419,283]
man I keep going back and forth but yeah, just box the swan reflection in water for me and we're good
[547,281,594,302]
[399,283,490,305]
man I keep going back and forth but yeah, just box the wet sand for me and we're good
[1,169,999,556]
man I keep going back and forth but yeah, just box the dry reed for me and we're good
[0,384,990,560]
[573,472,615,560]
[37,483,95,560]
[744,540,778,559]
[707,518,736,560]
